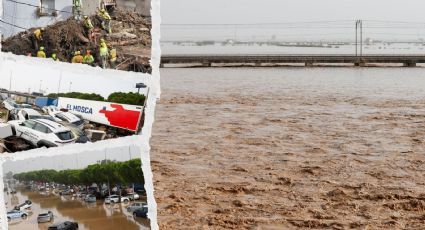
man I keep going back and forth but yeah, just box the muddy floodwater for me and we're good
[152,67,425,229]
[5,189,150,230]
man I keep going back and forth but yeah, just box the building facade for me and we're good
[1,0,151,38]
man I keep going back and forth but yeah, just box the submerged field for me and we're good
[152,67,425,229]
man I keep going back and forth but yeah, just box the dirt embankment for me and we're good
[1,9,151,73]
[151,70,425,229]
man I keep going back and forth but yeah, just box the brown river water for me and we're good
[5,189,150,230]
[152,67,425,229]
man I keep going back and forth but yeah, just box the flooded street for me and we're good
[152,67,425,229]
[5,188,150,230]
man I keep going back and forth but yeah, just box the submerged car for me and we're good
[84,194,96,203]
[14,200,32,211]
[126,202,147,213]
[7,210,28,221]
[37,211,53,223]
[133,207,148,218]
[104,195,129,204]
[48,221,78,230]
[126,192,140,201]
[8,119,76,148]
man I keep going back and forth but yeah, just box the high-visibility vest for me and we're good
[109,49,117,62]
[37,51,46,58]
[73,0,82,7]
[84,19,93,29]
[72,55,83,63]
[34,29,42,40]
[99,45,109,57]
[83,54,94,63]
[99,11,111,20]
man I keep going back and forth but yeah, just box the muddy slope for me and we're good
[1,10,151,73]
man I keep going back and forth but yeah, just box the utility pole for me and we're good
[355,20,358,56]
[360,20,363,57]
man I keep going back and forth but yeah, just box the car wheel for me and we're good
[123,199,129,203]
[21,214,27,219]
[133,212,137,218]
[111,200,115,203]
[7,217,11,222]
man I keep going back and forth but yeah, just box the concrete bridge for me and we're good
[160,55,425,67]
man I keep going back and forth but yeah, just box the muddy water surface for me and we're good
[5,189,150,230]
[152,67,425,229]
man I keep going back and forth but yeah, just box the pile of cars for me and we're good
[0,99,99,151]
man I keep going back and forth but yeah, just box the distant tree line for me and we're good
[47,92,145,106]
[13,159,144,187]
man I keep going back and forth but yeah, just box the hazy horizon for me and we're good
[161,0,425,42]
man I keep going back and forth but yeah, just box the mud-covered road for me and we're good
[152,68,425,229]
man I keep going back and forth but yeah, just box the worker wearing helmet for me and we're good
[98,8,112,34]
[109,47,117,68]
[73,0,83,21]
[83,16,94,41]
[51,53,59,61]
[32,27,44,50]
[71,51,83,63]
[99,43,109,68]
[37,47,46,58]
[83,50,95,66]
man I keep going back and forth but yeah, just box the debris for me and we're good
[1,9,151,73]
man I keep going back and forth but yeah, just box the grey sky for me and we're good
[162,0,425,24]
[161,0,425,41]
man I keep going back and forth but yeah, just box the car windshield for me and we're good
[30,115,55,121]
[72,119,84,126]
[55,131,74,140]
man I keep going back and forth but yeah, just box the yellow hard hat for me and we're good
[40,47,44,51]
[100,9,105,13]
[41,27,45,31]
[84,15,88,19]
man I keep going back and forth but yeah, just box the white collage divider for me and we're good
[0,0,162,225]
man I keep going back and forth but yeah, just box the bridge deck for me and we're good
[161,55,425,67]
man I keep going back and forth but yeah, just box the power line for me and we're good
[6,0,73,14]
[0,19,28,30]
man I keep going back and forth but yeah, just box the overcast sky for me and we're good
[162,0,425,24]
[161,0,425,42]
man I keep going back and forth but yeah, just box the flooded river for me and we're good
[153,67,425,229]
[5,189,150,230]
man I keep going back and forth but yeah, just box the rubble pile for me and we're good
[1,9,152,73]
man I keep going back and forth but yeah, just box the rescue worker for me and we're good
[37,47,46,58]
[83,16,94,41]
[109,47,117,68]
[32,27,45,50]
[51,53,59,61]
[83,50,95,66]
[99,42,109,68]
[97,8,111,34]
[71,51,83,63]
[73,0,83,21]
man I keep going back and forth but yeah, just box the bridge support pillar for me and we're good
[403,61,416,67]
[305,61,314,67]
[255,62,262,67]
[160,63,164,68]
